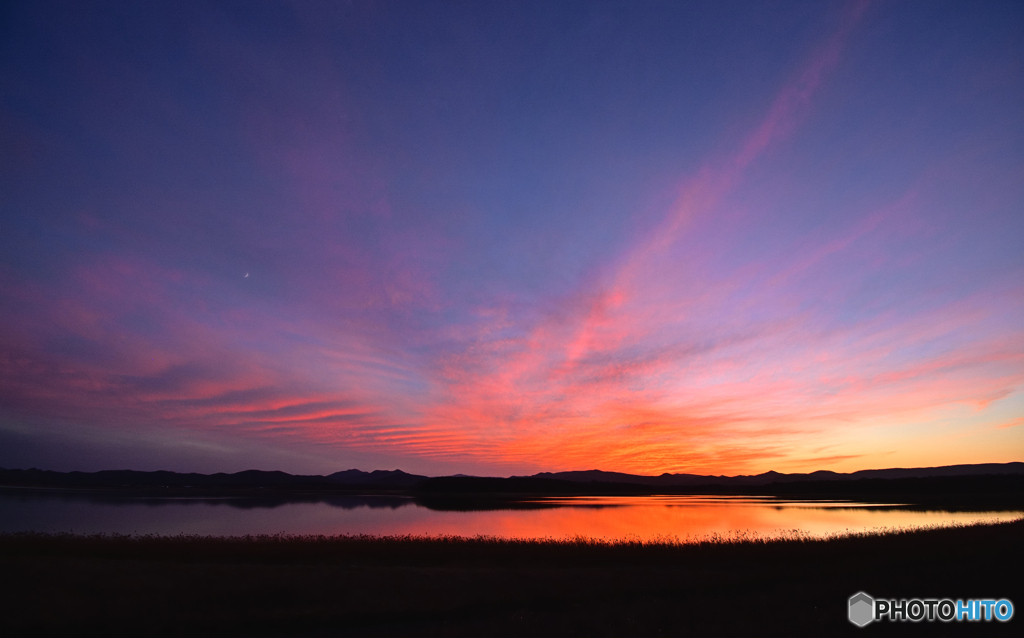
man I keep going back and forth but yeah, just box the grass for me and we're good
[2,519,1022,636]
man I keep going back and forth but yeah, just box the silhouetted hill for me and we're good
[415,476,670,495]
[326,469,426,488]
[529,462,1024,487]
[1,462,1020,496]
[0,468,427,490]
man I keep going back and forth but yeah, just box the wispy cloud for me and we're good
[2,0,1021,475]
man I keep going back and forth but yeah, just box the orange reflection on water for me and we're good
[333,496,1023,541]
[5,493,1019,539]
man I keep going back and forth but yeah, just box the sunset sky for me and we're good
[1,0,1022,476]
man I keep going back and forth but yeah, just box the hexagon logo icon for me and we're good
[849,592,874,627]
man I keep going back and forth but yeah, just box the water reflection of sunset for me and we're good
[5,492,1017,540]
[359,497,1022,541]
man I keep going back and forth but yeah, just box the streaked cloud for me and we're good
[1,1,1021,474]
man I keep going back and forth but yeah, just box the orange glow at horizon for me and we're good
[2,0,1022,477]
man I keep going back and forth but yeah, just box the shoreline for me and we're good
[2,518,1021,636]
[3,515,1023,549]
[5,482,1023,512]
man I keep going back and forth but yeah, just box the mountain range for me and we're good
[1,462,1021,491]
[0,467,427,489]
[527,462,1024,486]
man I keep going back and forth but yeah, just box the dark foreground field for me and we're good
[1,520,1021,637]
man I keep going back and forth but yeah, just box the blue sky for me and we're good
[1,0,1022,475]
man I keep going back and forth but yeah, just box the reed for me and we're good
[1,519,1020,636]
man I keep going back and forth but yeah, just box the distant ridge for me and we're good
[0,462,1021,491]
[325,469,428,487]
[527,462,1024,487]
[0,467,427,489]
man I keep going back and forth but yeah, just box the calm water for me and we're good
[1,490,1019,540]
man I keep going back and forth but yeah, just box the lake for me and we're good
[2,491,1015,540]
[1,489,1019,540]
